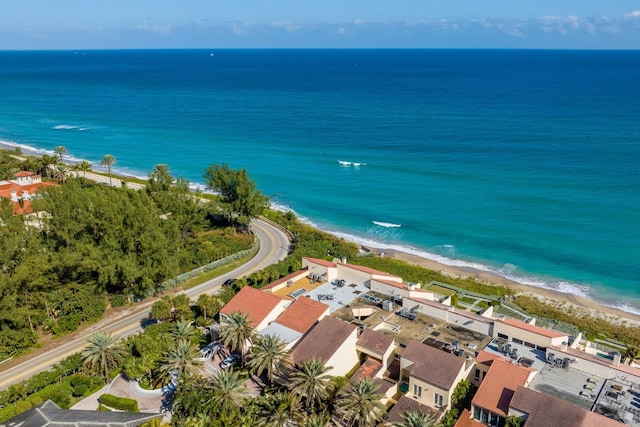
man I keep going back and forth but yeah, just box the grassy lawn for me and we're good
[426,284,456,297]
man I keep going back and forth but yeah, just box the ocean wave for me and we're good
[372,221,401,228]
[338,160,367,167]
[52,124,89,131]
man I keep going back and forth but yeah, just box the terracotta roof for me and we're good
[402,340,465,390]
[13,199,33,214]
[510,387,622,427]
[220,286,284,327]
[14,171,34,177]
[303,257,336,268]
[291,316,356,366]
[500,318,567,339]
[341,262,400,278]
[275,297,329,334]
[351,358,384,382]
[386,395,439,424]
[357,328,394,357]
[472,359,533,417]
[475,350,501,366]
[454,409,486,427]
[262,268,308,290]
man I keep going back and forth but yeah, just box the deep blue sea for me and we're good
[0,49,638,313]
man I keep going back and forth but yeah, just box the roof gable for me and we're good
[357,328,394,356]
[275,297,329,334]
[472,359,533,416]
[303,257,337,268]
[402,340,465,390]
[501,318,567,339]
[291,316,357,365]
[220,286,284,327]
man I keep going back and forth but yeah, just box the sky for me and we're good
[1,1,639,50]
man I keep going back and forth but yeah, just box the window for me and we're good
[513,338,524,345]
[474,368,481,381]
[497,333,508,340]
[434,393,443,408]
[413,384,422,398]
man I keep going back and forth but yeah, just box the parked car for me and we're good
[220,354,241,369]
[222,279,237,287]
[200,342,222,360]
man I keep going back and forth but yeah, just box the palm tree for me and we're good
[100,154,116,186]
[247,333,290,385]
[82,331,127,383]
[288,358,333,411]
[394,409,438,427]
[336,378,385,427]
[220,311,255,362]
[624,344,640,366]
[53,145,67,163]
[170,320,196,342]
[254,391,302,427]
[75,160,92,178]
[301,412,331,427]
[158,339,202,380]
[209,369,250,418]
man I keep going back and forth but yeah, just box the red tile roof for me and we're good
[510,387,622,427]
[454,409,486,427]
[351,358,384,382]
[14,171,34,177]
[386,396,440,424]
[291,316,356,366]
[475,350,501,366]
[402,340,465,390]
[500,318,567,339]
[220,286,284,327]
[357,329,394,357]
[373,278,409,290]
[275,297,329,334]
[472,359,533,417]
[303,257,337,268]
[262,268,308,290]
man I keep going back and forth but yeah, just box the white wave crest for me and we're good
[52,124,89,131]
[338,160,367,167]
[372,221,402,228]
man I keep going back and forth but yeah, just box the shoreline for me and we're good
[3,140,639,327]
[365,246,640,327]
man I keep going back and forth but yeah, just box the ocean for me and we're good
[0,49,638,313]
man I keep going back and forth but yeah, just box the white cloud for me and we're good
[270,21,302,32]
[624,10,640,19]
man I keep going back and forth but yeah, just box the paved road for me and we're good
[0,218,290,391]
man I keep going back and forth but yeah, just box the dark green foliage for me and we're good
[99,393,140,412]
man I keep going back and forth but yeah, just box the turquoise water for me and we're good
[0,49,638,312]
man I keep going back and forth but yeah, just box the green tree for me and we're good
[75,160,92,178]
[254,391,302,427]
[151,298,173,322]
[288,358,333,411]
[172,294,193,321]
[82,331,126,383]
[451,379,475,413]
[247,333,290,385]
[170,320,196,342]
[53,146,67,162]
[623,344,640,366]
[209,369,250,419]
[394,409,437,427]
[159,339,202,380]
[301,412,331,427]
[505,415,525,427]
[336,378,385,427]
[203,163,269,226]
[100,154,116,187]
[196,294,223,322]
[220,311,255,362]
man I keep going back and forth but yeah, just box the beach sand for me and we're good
[365,246,640,327]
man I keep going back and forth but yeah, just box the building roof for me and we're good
[340,262,400,278]
[454,409,487,427]
[303,257,337,268]
[351,358,384,383]
[510,386,622,427]
[475,350,501,366]
[262,268,308,291]
[219,286,284,327]
[402,340,465,390]
[2,399,161,427]
[472,359,534,417]
[385,395,439,424]
[372,277,410,290]
[258,322,302,344]
[13,171,34,177]
[274,297,329,334]
[500,318,567,339]
[357,328,394,357]
[291,316,356,366]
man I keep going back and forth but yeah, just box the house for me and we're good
[0,399,161,427]
[493,318,567,351]
[356,328,395,368]
[385,396,440,426]
[0,171,57,214]
[219,286,288,331]
[508,386,622,427]
[468,358,536,426]
[259,296,330,349]
[290,316,359,377]
[400,340,470,415]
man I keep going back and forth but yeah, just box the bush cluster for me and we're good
[99,393,140,412]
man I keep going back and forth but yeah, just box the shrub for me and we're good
[72,385,88,397]
[98,404,111,411]
[99,394,139,412]
[14,400,32,415]
[110,293,129,307]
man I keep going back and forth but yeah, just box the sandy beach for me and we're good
[367,246,640,327]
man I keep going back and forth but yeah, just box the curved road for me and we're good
[0,218,290,391]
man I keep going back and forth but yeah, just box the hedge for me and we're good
[99,393,139,412]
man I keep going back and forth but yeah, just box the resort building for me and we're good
[493,318,568,351]
[259,296,330,349]
[219,285,288,331]
[0,171,57,214]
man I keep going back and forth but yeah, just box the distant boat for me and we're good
[209,53,215,57]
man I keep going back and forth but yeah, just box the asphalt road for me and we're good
[0,217,290,391]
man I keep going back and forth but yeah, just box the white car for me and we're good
[220,354,240,369]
